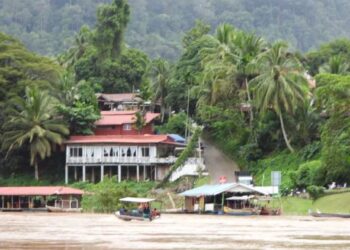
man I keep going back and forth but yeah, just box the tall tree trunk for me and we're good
[245,78,256,143]
[160,105,165,123]
[278,112,294,153]
[34,161,39,181]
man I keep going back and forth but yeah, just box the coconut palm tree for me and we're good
[234,32,266,142]
[250,42,309,153]
[319,55,349,74]
[150,59,171,122]
[2,87,69,180]
[198,24,239,106]
[59,26,91,68]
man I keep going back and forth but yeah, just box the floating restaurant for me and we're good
[0,186,84,211]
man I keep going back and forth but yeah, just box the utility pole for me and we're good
[184,87,190,141]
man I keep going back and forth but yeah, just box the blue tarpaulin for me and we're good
[169,134,186,143]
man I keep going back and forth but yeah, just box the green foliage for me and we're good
[2,87,69,180]
[307,39,350,75]
[307,185,325,200]
[159,127,202,186]
[4,1,350,61]
[71,179,156,213]
[156,112,187,136]
[250,41,309,152]
[94,0,130,59]
[315,74,350,185]
[132,111,146,134]
[56,75,100,135]
[291,160,322,189]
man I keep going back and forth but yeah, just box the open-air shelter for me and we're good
[0,186,84,211]
[180,183,268,212]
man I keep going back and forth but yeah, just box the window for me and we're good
[69,147,83,157]
[141,147,150,157]
[127,147,131,157]
[123,124,132,131]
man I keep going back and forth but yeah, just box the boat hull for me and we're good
[46,205,82,213]
[310,212,350,218]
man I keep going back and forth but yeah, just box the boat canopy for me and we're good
[119,197,156,203]
[180,183,268,197]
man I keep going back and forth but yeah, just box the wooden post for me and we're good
[82,165,86,182]
[65,164,69,184]
[127,166,129,180]
[100,165,104,182]
[11,196,13,209]
[118,165,121,183]
[1,196,4,208]
[136,165,140,182]
[143,165,146,181]
[92,167,95,183]
[74,167,77,181]
[154,166,157,181]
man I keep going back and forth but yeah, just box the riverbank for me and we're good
[0,213,349,249]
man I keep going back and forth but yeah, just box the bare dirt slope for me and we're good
[201,137,240,184]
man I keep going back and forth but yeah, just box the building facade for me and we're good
[65,134,181,183]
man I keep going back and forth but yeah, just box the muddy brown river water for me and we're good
[0,213,349,249]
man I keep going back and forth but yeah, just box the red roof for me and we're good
[96,93,138,102]
[95,111,160,126]
[0,186,84,196]
[66,134,171,144]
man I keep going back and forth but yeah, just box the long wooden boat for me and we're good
[115,211,153,221]
[46,205,82,213]
[310,211,350,218]
[223,207,259,216]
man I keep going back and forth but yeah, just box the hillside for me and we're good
[2,0,350,59]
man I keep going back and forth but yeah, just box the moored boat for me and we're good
[46,205,82,213]
[309,210,350,218]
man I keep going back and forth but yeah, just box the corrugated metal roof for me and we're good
[96,93,137,102]
[179,183,236,197]
[0,186,84,196]
[95,111,160,126]
[179,183,268,197]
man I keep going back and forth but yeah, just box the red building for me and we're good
[65,110,185,184]
[94,111,159,135]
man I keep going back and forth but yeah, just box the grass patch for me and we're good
[312,192,350,213]
[280,197,313,215]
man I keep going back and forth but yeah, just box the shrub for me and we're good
[292,160,322,189]
[307,185,325,200]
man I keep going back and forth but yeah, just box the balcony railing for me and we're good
[66,156,178,164]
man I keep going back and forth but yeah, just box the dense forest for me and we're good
[0,0,350,197]
[2,0,350,60]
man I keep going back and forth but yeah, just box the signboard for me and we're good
[219,176,227,184]
[271,171,281,187]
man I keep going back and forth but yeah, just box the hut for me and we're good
[179,183,269,213]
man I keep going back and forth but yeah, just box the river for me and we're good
[0,213,349,249]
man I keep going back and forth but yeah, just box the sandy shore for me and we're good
[0,213,349,249]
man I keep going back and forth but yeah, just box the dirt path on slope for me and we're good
[201,137,240,184]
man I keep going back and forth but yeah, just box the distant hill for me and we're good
[1,0,350,60]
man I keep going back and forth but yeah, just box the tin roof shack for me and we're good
[0,186,84,211]
[179,183,268,213]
